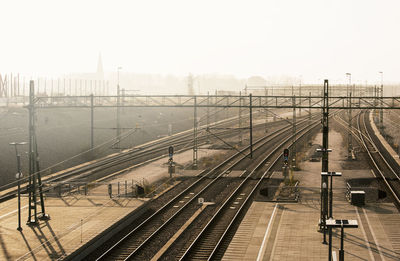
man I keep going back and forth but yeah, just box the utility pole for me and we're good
[122,88,126,113]
[299,76,302,117]
[193,96,198,169]
[348,92,352,159]
[249,94,253,158]
[272,86,276,122]
[239,91,243,145]
[17,73,20,97]
[319,79,330,244]
[27,80,49,225]
[379,72,384,130]
[214,90,218,123]
[265,88,268,132]
[90,94,94,149]
[346,73,353,159]
[116,67,122,149]
[206,92,210,143]
[10,141,27,231]
[292,95,297,169]
[308,92,312,122]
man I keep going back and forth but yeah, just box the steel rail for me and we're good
[357,110,400,204]
[178,120,320,260]
[96,116,318,260]
[121,117,320,260]
[47,117,287,185]
[334,111,400,204]
[178,109,341,260]
[0,115,283,201]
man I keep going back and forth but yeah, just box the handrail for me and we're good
[345,182,352,202]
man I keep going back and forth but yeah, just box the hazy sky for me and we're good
[1,0,399,84]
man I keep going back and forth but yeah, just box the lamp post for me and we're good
[9,141,27,231]
[326,219,358,261]
[321,172,342,218]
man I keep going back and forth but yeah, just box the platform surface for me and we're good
[0,195,143,260]
[223,129,400,260]
[0,146,213,260]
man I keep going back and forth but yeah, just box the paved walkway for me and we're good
[0,146,216,260]
[0,195,143,260]
[223,130,400,260]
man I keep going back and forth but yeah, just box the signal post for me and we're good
[168,146,175,181]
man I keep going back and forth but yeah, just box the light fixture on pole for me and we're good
[326,219,358,261]
[321,171,342,218]
[9,141,27,231]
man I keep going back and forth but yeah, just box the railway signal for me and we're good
[168,146,175,179]
[283,149,289,164]
[282,148,290,178]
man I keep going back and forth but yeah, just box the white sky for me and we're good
[0,0,399,84]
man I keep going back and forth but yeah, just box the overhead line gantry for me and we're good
[24,80,399,225]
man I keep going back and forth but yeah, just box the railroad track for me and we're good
[356,110,400,204]
[175,120,319,260]
[91,115,321,260]
[333,110,400,205]
[0,113,294,202]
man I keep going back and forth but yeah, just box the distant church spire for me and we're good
[97,52,104,80]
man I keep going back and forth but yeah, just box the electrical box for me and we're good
[350,191,365,206]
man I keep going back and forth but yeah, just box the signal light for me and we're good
[283,149,289,163]
[283,148,289,157]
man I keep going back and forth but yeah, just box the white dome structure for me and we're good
[246,76,267,87]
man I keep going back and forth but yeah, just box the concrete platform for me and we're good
[0,145,218,260]
[223,129,400,260]
[0,195,143,260]
[370,111,400,166]
[1,111,398,260]
[223,200,400,260]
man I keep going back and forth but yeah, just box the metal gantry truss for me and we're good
[34,93,400,110]
[27,81,49,225]
[25,81,399,223]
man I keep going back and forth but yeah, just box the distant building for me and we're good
[246,76,267,88]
